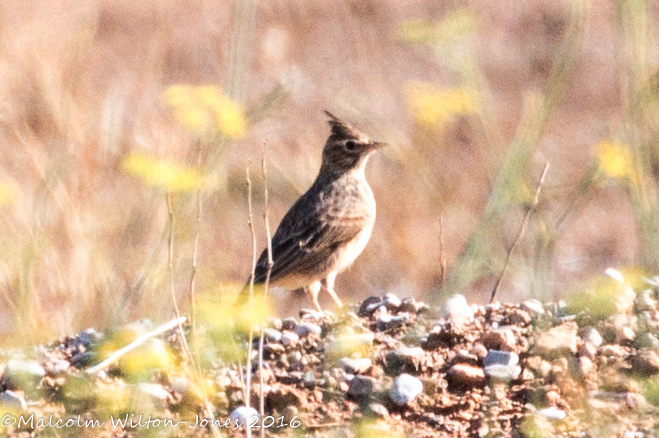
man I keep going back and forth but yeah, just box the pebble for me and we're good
[377,312,410,331]
[339,358,372,374]
[390,374,424,405]
[230,406,259,426]
[281,317,298,331]
[51,359,71,374]
[484,363,521,381]
[137,383,170,400]
[581,328,603,347]
[635,290,657,313]
[482,328,516,352]
[446,364,486,388]
[281,331,299,347]
[534,323,578,358]
[630,350,659,376]
[382,293,402,311]
[348,375,376,397]
[521,299,545,316]
[294,323,321,338]
[389,346,425,367]
[440,294,474,324]
[399,297,417,314]
[262,328,282,343]
[368,403,389,418]
[617,326,636,344]
[536,407,566,420]
[636,333,659,350]
[359,296,383,316]
[0,391,27,410]
[7,359,46,378]
[171,377,189,395]
[484,350,519,367]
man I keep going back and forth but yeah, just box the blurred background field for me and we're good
[0,0,657,342]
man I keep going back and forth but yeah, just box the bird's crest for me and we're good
[324,111,362,140]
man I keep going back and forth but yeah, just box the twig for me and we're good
[245,165,257,438]
[189,141,203,346]
[166,194,192,357]
[438,215,447,289]
[85,316,187,375]
[258,151,274,438]
[490,162,550,303]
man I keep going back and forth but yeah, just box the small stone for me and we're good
[299,309,323,321]
[268,384,307,409]
[636,333,659,350]
[631,350,659,376]
[617,326,636,344]
[599,344,629,358]
[376,313,410,331]
[230,406,259,427]
[0,391,27,410]
[368,402,389,418]
[281,317,298,331]
[294,323,321,338]
[446,364,486,388]
[382,293,402,311]
[635,289,657,313]
[137,383,170,400]
[348,375,376,397]
[51,359,70,374]
[7,359,46,378]
[399,298,417,313]
[534,323,578,358]
[387,346,425,370]
[390,374,424,405]
[171,377,189,395]
[484,350,519,367]
[536,407,566,420]
[579,356,594,377]
[482,328,516,352]
[579,342,598,360]
[339,358,372,374]
[281,331,299,347]
[502,308,531,326]
[262,328,282,343]
[71,352,94,367]
[359,296,383,316]
[581,328,603,347]
[269,318,283,331]
[521,299,545,316]
[440,294,474,324]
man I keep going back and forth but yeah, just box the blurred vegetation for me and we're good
[0,0,658,382]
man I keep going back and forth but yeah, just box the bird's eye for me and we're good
[345,140,356,151]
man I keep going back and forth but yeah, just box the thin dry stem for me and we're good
[438,215,447,289]
[490,162,550,303]
[258,152,274,438]
[245,165,257,424]
[85,316,187,375]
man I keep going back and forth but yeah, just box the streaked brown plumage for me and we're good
[235,111,386,312]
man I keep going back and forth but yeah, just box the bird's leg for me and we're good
[322,272,343,308]
[306,281,322,312]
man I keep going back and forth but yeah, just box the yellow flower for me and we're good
[593,140,633,180]
[406,82,479,128]
[0,183,17,205]
[395,9,478,45]
[163,84,246,138]
[122,153,205,193]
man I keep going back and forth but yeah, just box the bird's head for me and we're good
[319,111,386,177]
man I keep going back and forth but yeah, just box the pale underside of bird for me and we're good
[236,111,386,312]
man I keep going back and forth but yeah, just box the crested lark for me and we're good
[235,111,386,312]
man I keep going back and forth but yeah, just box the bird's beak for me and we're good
[370,141,388,150]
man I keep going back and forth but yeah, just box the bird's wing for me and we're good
[252,200,368,284]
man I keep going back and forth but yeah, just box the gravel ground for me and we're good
[3,284,659,437]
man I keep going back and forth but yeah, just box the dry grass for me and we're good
[0,0,657,341]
